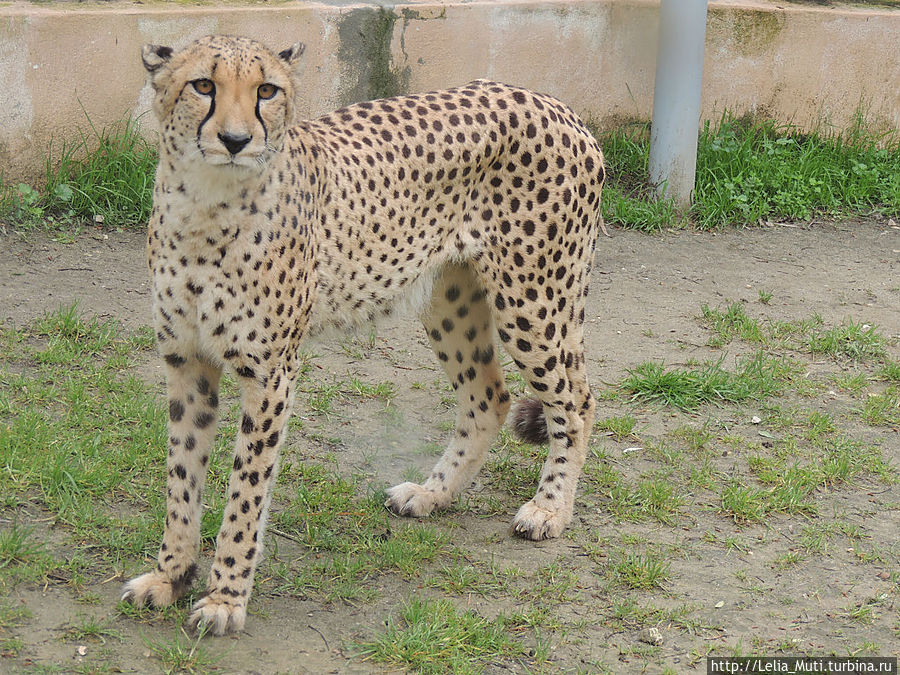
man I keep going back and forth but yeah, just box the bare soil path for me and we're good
[1,219,898,673]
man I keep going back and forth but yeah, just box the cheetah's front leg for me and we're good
[187,367,295,635]
[122,357,221,608]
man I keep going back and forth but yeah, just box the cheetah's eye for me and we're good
[192,79,215,96]
[258,84,279,100]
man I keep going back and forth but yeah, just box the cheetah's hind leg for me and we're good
[475,254,596,541]
[506,339,595,540]
[385,263,511,517]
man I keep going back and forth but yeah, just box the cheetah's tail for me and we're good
[510,398,549,445]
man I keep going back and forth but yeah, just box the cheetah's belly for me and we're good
[305,265,439,339]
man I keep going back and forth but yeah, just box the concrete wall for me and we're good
[1,0,898,183]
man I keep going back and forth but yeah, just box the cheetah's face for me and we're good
[142,35,304,175]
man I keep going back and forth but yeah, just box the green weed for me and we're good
[0,601,31,633]
[143,626,220,674]
[668,423,715,455]
[880,360,900,382]
[608,477,686,525]
[593,121,681,231]
[861,387,900,427]
[621,351,793,410]
[805,319,886,360]
[602,185,678,231]
[701,302,765,346]
[0,523,39,568]
[2,115,155,230]
[700,302,889,365]
[832,372,869,393]
[356,596,523,674]
[611,550,671,590]
[0,307,176,566]
[347,377,397,402]
[62,615,124,644]
[799,520,864,555]
[306,381,343,415]
[594,113,900,230]
[267,462,448,600]
[483,430,545,500]
[693,114,900,228]
[594,414,638,441]
[719,481,769,523]
[428,558,522,598]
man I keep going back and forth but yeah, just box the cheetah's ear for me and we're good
[142,44,174,74]
[277,42,306,66]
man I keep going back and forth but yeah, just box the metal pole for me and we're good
[648,0,709,209]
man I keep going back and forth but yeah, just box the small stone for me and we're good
[639,626,664,646]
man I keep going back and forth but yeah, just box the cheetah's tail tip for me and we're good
[510,397,549,445]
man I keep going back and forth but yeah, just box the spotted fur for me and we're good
[122,35,605,635]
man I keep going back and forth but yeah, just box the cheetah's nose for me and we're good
[217,132,252,156]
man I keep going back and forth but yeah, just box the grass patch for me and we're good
[701,302,766,346]
[265,463,449,601]
[861,387,900,427]
[608,477,687,526]
[880,361,900,382]
[804,319,887,360]
[3,300,899,669]
[0,525,45,571]
[720,433,893,523]
[719,480,771,524]
[356,596,523,674]
[61,614,125,644]
[2,115,155,230]
[595,113,900,230]
[595,414,639,441]
[143,627,221,674]
[595,121,680,231]
[620,351,796,410]
[0,305,450,604]
[693,114,900,228]
[0,308,174,564]
[701,302,889,363]
[799,520,865,555]
[608,599,710,633]
[483,429,545,500]
[611,549,672,590]
[428,558,522,598]
[5,107,894,234]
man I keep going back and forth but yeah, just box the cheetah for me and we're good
[122,35,605,635]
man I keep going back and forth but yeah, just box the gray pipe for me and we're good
[648,0,709,209]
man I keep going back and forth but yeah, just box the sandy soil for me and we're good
[0,219,898,673]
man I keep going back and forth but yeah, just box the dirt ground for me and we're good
[1,218,898,673]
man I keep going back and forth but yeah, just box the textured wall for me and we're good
[1,0,898,182]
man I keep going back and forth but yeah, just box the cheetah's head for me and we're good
[142,35,304,176]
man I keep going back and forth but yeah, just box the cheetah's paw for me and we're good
[188,593,246,636]
[512,500,571,540]
[384,482,440,517]
[121,569,191,608]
